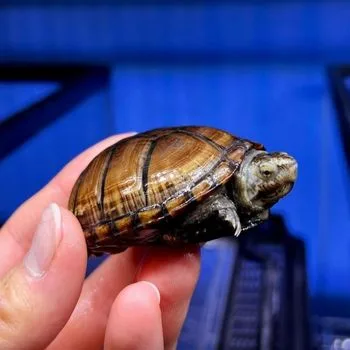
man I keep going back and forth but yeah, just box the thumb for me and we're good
[0,204,87,350]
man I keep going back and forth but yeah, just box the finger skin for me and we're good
[136,246,201,350]
[104,281,163,350]
[0,132,135,277]
[47,248,146,350]
[0,207,87,350]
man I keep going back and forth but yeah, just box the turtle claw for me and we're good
[233,211,242,237]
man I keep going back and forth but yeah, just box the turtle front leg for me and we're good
[164,190,242,245]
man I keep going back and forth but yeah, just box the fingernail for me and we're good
[140,281,161,304]
[24,203,62,278]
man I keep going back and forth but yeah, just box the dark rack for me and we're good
[178,214,310,350]
[0,64,110,161]
[218,215,310,350]
[327,65,350,174]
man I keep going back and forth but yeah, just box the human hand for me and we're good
[0,133,201,350]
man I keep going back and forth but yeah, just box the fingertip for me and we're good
[105,281,163,350]
[112,280,162,319]
[139,281,161,304]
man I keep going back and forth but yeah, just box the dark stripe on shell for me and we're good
[176,128,225,151]
[176,128,241,170]
[141,139,158,206]
[108,219,116,237]
[161,203,169,217]
[71,168,85,213]
[131,212,142,229]
[99,145,117,218]
[160,203,171,224]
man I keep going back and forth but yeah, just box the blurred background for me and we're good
[1,1,350,349]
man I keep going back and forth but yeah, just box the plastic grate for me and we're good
[220,259,263,350]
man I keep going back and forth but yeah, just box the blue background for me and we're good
[1,2,350,316]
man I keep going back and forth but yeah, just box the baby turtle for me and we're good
[68,126,297,256]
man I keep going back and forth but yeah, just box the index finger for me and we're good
[0,132,135,276]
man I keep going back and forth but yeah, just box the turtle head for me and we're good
[233,150,297,212]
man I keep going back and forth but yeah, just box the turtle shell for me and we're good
[68,126,265,254]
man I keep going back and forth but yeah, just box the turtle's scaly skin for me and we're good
[68,126,265,255]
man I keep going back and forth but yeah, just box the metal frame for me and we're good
[0,64,110,160]
[327,65,350,173]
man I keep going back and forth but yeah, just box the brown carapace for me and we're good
[69,126,297,256]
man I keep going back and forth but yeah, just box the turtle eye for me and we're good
[258,163,277,179]
[262,169,272,177]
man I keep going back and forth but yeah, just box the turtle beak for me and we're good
[272,152,298,184]
[271,152,298,201]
